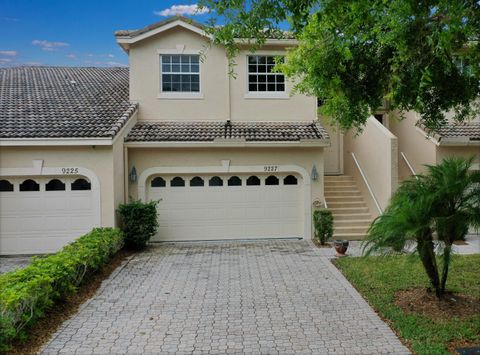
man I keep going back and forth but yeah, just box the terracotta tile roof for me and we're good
[0,66,137,139]
[115,15,295,40]
[125,121,328,142]
[435,123,480,141]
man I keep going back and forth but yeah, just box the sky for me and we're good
[0,1,213,67]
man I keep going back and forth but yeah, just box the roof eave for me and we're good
[123,139,329,148]
[437,138,480,146]
[0,137,115,147]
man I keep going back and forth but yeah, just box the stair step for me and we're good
[329,207,369,214]
[324,190,362,197]
[335,219,372,227]
[328,201,367,208]
[332,233,367,241]
[325,185,358,192]
[332,213,372,220]
[324,182,357,187]
[326,196,365,202]
[334,226,369,234]
[324,175,354,181]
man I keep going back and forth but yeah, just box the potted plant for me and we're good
[333,240,349,257]
[313,209,333,246]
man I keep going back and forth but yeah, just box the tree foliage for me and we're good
[200,0,480,131]
[363,157,480,297]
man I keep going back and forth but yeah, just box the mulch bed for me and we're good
[7,248,135,355]
[395,288,480,320]
[312,239,333,248]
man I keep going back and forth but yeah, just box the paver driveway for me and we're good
[42,240,409,354]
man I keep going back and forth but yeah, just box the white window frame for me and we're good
[157,48,204,100]
[245,52,289,100]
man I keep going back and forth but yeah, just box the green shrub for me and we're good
[117,199,159,249]
[0,228,123,351]
[313,209,334,245]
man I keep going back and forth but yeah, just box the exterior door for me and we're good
[321,118,343,175]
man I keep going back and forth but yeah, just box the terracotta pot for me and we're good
[333,240,349,257]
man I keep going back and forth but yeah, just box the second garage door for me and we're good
[0,176,99,255]
[148,173,304,241]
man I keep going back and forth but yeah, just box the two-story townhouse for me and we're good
[0,17,330,255]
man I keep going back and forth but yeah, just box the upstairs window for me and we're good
[248,55,285,92]
[161,55,200,92]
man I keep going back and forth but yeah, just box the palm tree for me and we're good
[363,157,480,298]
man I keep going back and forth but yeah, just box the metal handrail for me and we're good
[323,197,328,209]
[350,152,383,214]
[400,152,418,179]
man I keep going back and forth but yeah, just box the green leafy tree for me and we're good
[199,0,480,131]
[363,157,480,297]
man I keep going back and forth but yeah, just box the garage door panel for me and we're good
[0,176,97,255]
[148,173,304,241]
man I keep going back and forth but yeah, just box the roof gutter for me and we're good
[124,139,330,148]
[0,137,115,147]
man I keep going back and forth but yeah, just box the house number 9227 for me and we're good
[62,168,79,174]
[264,165,278,172]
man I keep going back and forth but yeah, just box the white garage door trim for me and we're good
[0,159,101,227]
[138,163,311,240]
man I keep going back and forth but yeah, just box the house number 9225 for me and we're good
[62,168,79,174]
[264,165,278,172]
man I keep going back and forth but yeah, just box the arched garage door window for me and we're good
[46,179,66,191]
[0,179,14,192]
[20,179,40,191]
[71,178,91,191]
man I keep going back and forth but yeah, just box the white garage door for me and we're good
[147,173,304,241]
[0,176,98,255]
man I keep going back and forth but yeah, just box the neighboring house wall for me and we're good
[128,27,316,122]
[389,111,437,179]
[436,146,480,167]
[343,116,398,217]
[0,146,117,226]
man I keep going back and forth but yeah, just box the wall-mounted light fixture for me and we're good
[311,164,319,181]
[129,166,137,183]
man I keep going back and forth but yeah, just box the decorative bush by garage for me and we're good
[117,200,159,249]
[0,228,124,351]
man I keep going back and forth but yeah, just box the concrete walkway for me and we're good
[41,240,408,354]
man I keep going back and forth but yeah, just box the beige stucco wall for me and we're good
[389,111,437,179]
[128,27,316,122]
[436,146,480,166]
[343,116,398,217]
[128,147,323,197]
[0,146,117,227]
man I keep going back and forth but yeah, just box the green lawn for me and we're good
[335,254,480,354]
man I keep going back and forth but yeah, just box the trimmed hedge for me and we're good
[0,228,124,351]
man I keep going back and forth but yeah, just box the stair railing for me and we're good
[400,152,418,179]
[351,152,383,214]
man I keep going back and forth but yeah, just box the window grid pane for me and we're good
[161,55,200,92]
[247,55,285,92]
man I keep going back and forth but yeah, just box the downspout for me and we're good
[227,54,232,121]
[123,146,129,203]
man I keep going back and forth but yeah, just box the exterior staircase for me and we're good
[324,175,373,240]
